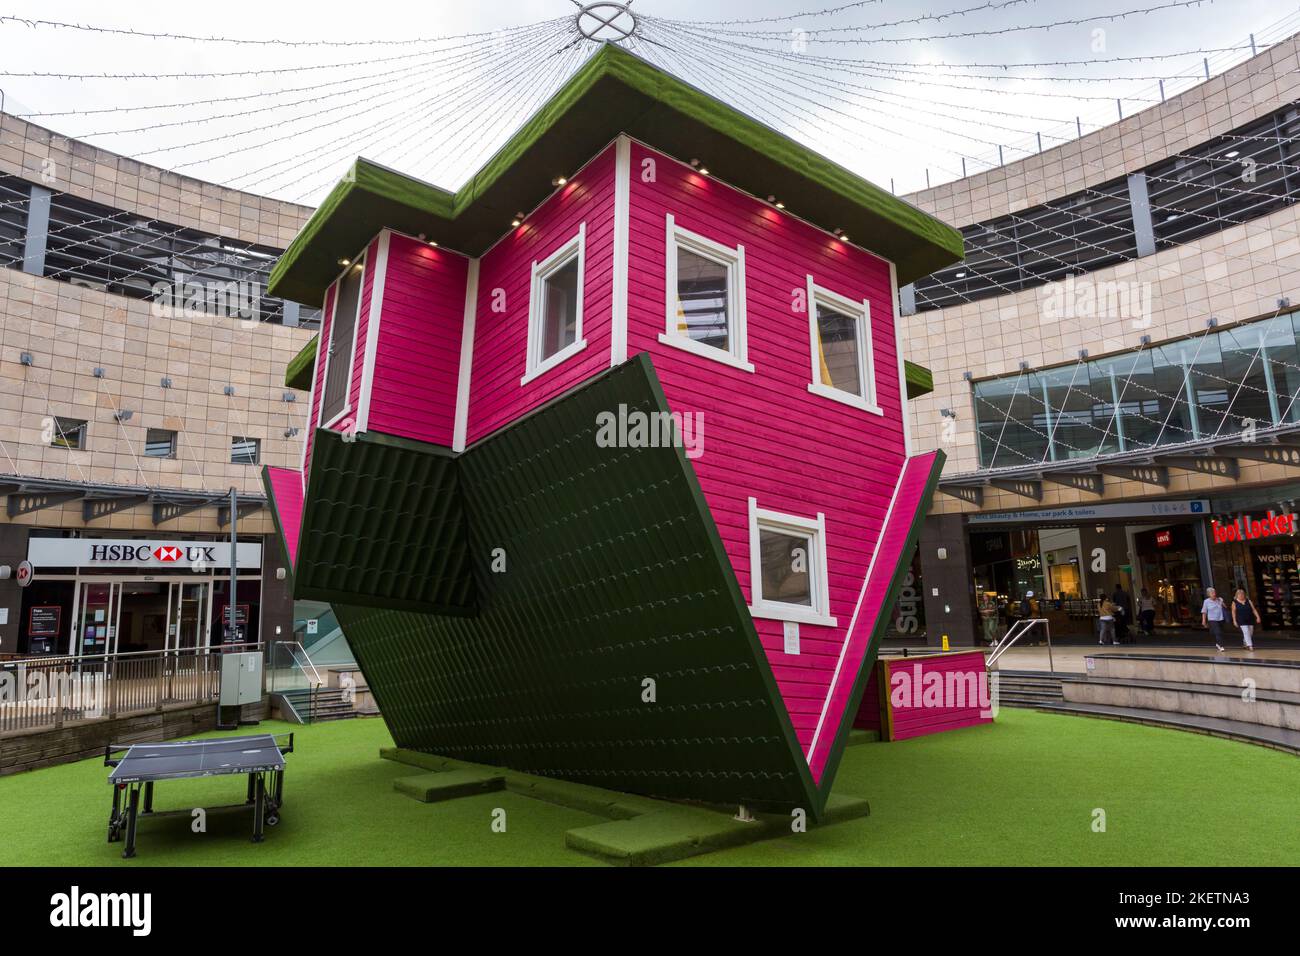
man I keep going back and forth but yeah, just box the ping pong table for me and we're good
[104,733,294,859]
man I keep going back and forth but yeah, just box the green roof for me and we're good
[269,42,962,305]
[283,330,937,398]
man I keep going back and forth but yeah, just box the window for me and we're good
[320,256,364,426]
[49,417,87,450]
[661,214,752,371]
[747,498,836,627]
[523,224,587,384]
[806,278,880,413]
[144,428,177,459]
[231,436,260,465]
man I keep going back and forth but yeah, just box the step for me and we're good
[1061,677,1300,732]
[1085,654,1300,693]
[1034,701,1300,754]
[394,769,505,802]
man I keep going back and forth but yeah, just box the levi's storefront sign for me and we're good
[1211,513,1297,544]
[27,537,261,570]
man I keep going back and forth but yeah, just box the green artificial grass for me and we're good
[678,708,1300,867]
[1,709,1297,866]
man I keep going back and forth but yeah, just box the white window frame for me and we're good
[747,497,837,627]
[660,213,753,373]
[320,253,367,429]
[522,222,588,385]
[806,275,881,415]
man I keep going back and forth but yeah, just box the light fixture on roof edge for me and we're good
[552,176,568,187]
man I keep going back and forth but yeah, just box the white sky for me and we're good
[1,0,1297,204]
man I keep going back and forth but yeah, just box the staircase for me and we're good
[277,687,357,724]
[993,670,1064,708]
[999,654,1300,755]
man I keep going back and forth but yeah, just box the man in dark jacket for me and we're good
[1112,585,1133,643]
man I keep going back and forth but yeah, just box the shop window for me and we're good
[144,428,177,458]
[523,224,586,384]
[661,214,752,371]
[747,498,836,626]
[231,436,260,465]
[806,277,879,413]
[50,417,87,450]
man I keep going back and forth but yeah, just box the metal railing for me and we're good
[268,641,326,723]
[0,643,261,734]
[986,618,1055,674]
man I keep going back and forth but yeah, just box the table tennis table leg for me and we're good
[122,784,140,859]
[252,773,266,843]
[246,773,256,804]
[108,785,122,843]
[273,769,284,806]
[143,781,154,814]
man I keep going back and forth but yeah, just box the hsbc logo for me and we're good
[88,544,217,564]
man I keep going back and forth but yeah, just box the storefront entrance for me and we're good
[71,578,213,657]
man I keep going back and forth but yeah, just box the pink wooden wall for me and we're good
[265,465,305,567]
[879,651,993,741]
[367,233,469,446]
[624,141,908,775]
[465,143,618,444]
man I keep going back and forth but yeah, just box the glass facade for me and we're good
[0,172,318,328]
[973,311,1300,469]
[913,101,1300,313]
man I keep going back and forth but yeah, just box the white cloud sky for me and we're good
[1,0,1296,203]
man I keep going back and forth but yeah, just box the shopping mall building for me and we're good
[0,112,317,657]
[901,34,1300,643]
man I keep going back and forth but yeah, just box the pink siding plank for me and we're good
[265,466,304,568]
[466,144,617,445]
[367,233,469,446]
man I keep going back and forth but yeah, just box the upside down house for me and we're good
[263,43,963,819]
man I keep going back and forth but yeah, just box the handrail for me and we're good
[986,617,1054,673]
[0,642,264,667]
[271,641,323,688]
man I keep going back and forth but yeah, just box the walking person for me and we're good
[979,593,999,645]
[1201,587,1227,653]
[1112,584,1132,643]
[1231,587,1261,652]
[1138,587,1156,637]
[1097,590,1117,645]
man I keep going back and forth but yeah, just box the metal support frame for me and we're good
[7,489,83,517]
[938,484,984,506]
[1163,456,1240,479]
[1041,472,1105,496]
[1096,464,1170,488]
[83,494,149,523]
[988,478,1042,501]
[218,500,264,528]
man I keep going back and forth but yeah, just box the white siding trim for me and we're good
[452,258,480,453]
[355,229,391,433]
[805,464,908,762]
[610,134,631,367]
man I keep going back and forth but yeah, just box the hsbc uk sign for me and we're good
[88,544,214,564]
[27,538,261,570]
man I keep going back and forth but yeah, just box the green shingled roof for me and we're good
[269,42,962,305]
